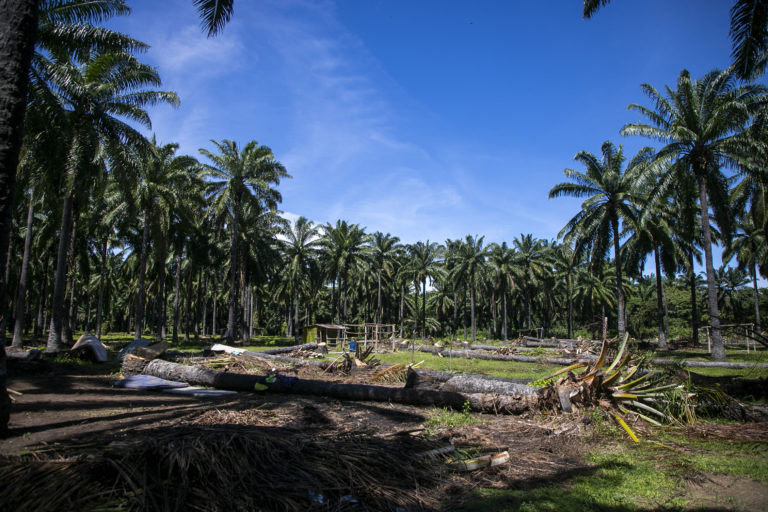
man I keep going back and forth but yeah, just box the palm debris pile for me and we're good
[0,426,447,512]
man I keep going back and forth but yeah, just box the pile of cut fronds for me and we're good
[0,426,446,511]
[539,334,693,441]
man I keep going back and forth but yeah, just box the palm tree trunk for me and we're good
[470,281,476,342]
[134,208,150,341]
[95,238,107,339]
[212,273,217,337]
[452,291,458,341]
[689,252,699,345]
[184,263,192,342]
[62,214,78,346]
[421,278,427,340]
[294,288,301,343]
[611,217,625,338]
[11,186,34,348]
[502,292,508,341]
[227,198,240,342]
[525,289,532,331]
[34,251,50,339]
[376,268,382,325]
[565,275,573,339]
[696,174,726,361]
[654,244,667,349]
[399,283,404,337]
[172,250,182,343]
[46,192,74,352]
[490,289,496,339]
[201,271,208,336]
[751,262,761,335]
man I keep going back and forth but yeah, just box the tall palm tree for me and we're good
[200,139,289,342]
[549,142,654,338]
[621,68,766,360]
[488,242,516,341]
[551,242,579,339]
[370,231,400,326]
[447,236,486,342]
[320,220,369,324]
[511,234,550,332]
[39,49,178,352]
[282,216,321,342]
[109,138,198,341]
[724,218,766,333]
[410,240,443,340]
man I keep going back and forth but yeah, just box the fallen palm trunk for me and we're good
[413,345,768,369]
[260,343,318,355]
[413,345,593,365]
[648,359,768,369]
[405,369,538,396]
[122,356,541,414]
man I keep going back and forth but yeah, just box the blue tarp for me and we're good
[111,374,189,390]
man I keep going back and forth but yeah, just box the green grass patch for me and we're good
[423,402,480,434]
[375,351,559,380]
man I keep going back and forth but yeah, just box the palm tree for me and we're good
[621,68,766,360]
[282,216,321,342]
[410,240,443,340]
[370,232,400,326]
[488,242,516,341]
[550,142,654,338]
[200,139,289,342]
[511,234,550,332]
[38,49,178,352]
[447,236,486,342]
[724,218,766,333]
[551,242,579,339]
[108,138,199,341]
[320,220,369,324]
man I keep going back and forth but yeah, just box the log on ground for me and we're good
[122,357,541,414]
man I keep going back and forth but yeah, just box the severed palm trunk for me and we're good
[696,173,726,361]
[11,186,34,348]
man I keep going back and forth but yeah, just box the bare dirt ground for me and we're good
[2,359,768,511]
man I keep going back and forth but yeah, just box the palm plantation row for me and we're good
[3,2,767,365]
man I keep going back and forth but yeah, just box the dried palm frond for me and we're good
[0,426,447,511]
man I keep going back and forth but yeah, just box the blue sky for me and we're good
[108,0,735,257]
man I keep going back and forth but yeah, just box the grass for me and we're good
[376,351,560,380]
[458,420,768,512]
[423,402,480,434]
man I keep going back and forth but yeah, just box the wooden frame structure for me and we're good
[343,323,396,350]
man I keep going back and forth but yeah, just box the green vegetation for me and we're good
[376,351,558,380]
[423,402,480,434]
[460,426,768,511]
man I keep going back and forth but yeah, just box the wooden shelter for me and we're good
[304,324,347,346]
